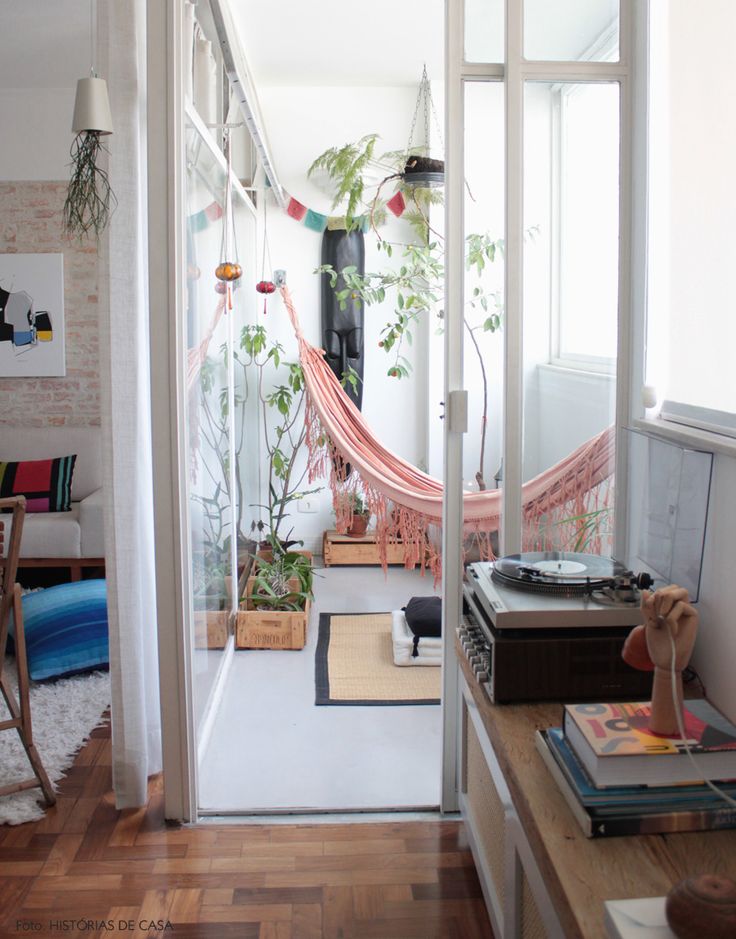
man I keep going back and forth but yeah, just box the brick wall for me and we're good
[0,181,101,428]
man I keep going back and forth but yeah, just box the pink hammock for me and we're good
[283,287,614,575]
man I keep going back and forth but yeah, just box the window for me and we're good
[645,0,736,439]
[552,80,620,371]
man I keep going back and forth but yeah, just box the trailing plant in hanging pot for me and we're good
[63,74,117,240]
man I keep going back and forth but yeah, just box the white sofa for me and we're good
[0,426,105,579]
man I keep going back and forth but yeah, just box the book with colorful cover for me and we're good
[562,699,736,787]
[535,730,736,839]
[545,726,736,808]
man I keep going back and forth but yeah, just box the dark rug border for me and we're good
[315,611,441,707]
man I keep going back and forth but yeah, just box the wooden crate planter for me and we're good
[254,548,313,567]
[193,610,229,649]
[236,575,311,650]
[322,529,407,567]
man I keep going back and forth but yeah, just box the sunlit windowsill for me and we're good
[631,416,736,459]
[540,361,615,381]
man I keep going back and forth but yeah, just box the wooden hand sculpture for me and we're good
[621,584,698,736]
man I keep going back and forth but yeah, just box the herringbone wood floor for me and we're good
[0,721,493,939]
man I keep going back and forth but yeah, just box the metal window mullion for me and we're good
[520,60,627,81]
[460,62,505,79]
[614,0,637,558]
[502,0,524,555]
[441,0,467,815]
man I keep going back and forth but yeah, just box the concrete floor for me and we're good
[197,564,442,813]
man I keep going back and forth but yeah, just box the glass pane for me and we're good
[524,0,619,62]
[558,82,619,360]
[522,82,618,554]
[465,0,504,63]
[647,1,736,420]
[185,119,256,742]
[464,81,504,551]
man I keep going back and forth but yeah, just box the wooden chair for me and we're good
[0,496,55,806]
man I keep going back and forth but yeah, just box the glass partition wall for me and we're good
[185,105,258,751]
[453,0,626,560]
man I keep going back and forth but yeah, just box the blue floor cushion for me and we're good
[10,579,109,681]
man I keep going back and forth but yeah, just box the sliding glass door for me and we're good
[442,0,631,803]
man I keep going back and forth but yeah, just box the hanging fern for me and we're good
[63,131,117,240]
[308,133,381,223]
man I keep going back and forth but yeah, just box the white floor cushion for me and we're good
[392,610,442,667]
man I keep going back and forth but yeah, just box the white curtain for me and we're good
[99,0,162,807]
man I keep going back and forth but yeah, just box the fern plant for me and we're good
[308,134,382,229]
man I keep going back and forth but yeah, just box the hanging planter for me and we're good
[402,154,445,190]
[256,280,276,315]
[255,196,277,315]
[401,65,444,188]
[215,130,242,310]
[63,74,117,240]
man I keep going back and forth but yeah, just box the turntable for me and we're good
[466,551,649,631]
[461,552,654,703]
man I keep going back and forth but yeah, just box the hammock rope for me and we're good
[284,286,614,575]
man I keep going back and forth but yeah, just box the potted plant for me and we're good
[345,492,371,538]
[236,544,314,650]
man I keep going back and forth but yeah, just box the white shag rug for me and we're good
[0,661,111,826]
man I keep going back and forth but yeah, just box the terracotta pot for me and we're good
[346,513,370,538]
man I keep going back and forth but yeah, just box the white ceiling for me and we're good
[230,0,445,86]
[0,0,443,90]
[0,0,90,89]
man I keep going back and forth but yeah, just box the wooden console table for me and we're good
[322,529,406,567]
[456,637,736,939]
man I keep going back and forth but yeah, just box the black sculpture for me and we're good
[320,228,365,411]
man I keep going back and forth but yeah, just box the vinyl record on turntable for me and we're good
[492,551,629,596]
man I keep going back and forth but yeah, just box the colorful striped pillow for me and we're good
[0,454,76,512]
[10,580,109,681]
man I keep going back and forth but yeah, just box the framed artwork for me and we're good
[0,253,65,377]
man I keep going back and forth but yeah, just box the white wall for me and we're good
[253,84,430,548]
[655,0,736,414]
[640,1,736,720]
[693,454,736,719]
[0,89,75,180]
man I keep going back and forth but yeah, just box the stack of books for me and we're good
[536,699,736,838]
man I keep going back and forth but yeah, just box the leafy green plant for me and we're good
[245,548,314,611]
[555,506,613,553]
[308,134,382,230]
[347,492,368,516]
[237,324,320,546]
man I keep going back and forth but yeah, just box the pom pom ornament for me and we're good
[256,279,276,315]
